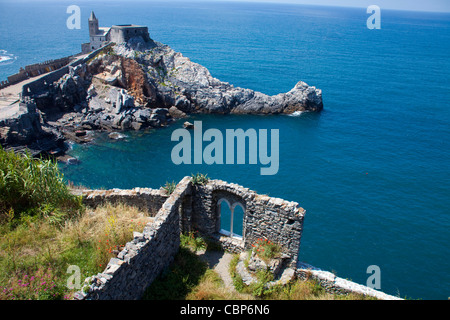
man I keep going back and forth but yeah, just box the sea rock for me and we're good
[169,106,187,118]
[135,108,152,123]
[183,121,194,129]
[5,40,322,156]
[114,89,135,114]
[125,41,323,115]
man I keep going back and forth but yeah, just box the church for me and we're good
[81,11,151,53]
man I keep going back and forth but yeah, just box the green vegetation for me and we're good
[144,232,249,300]
[145,232,376,301]
[191,172,209,185]
[162,180,177,195]
[0,148,83,228]
[229,252,376,300]
[180,231,207,252]
[251,238,281,263]
[142,246,209,300]
[0,148,150,300]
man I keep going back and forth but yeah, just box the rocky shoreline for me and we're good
[0,39,323,161]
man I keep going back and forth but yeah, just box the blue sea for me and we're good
[1,1,449,300]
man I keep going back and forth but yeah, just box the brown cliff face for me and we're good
[120,57,157,107]
[87,54,158,108]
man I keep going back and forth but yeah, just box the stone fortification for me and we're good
[0,55,74,90]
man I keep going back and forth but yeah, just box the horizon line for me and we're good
[3,0,450,14]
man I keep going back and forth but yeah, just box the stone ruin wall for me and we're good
[190,180,305,267]
[77,187,168,215]
[74,176,400,300]
[76,177,192,300]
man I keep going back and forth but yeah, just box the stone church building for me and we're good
[82,11,151,53]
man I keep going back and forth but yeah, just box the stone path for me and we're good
[198,250,236,290]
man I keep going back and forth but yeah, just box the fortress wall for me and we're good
[21,43,113,97]
[7,70,28,84]
[0,80,10,89]
[3,56,74,90]
[110,26,150,44]
[21,66,70,96]
[24,56,72,77]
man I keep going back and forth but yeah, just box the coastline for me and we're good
[0,40,323,161]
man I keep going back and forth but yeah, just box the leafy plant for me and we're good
[191,173,209,185]
[162,180,176,195]
[249,269,274,297]
[180,231,207,252]
[0,148,83,227]
[251,238,281,263]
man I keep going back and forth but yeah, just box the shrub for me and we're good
[0,202,150,300]
[249,269,274,297]
[0,148,82,227]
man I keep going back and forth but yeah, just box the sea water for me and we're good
[1,1,449,299]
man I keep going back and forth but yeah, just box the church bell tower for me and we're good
[88,11,99,37]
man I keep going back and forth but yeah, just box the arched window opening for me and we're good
[232,203,244,237]
[219,198,244,239]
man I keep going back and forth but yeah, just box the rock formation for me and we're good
[1,39,323,157]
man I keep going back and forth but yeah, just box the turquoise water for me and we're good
[1,1,449,299]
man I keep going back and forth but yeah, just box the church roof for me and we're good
[89,11,97,21]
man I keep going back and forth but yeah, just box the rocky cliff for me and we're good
[1,39,323,156]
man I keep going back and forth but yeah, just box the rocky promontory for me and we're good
[0,39,323,158]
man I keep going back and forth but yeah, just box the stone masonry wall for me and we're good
[72,177,399,300]
[78,177,192,300]
[21,44,113,97]
[296,262,403,300]
[191,179,306,267]
[76,187,168,216]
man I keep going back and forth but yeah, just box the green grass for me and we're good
[142,246,209,300]
[228,252,377,300]
[0,149,150,300]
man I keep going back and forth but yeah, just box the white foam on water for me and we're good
[288,111,304,117]
[0,50,16,65]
